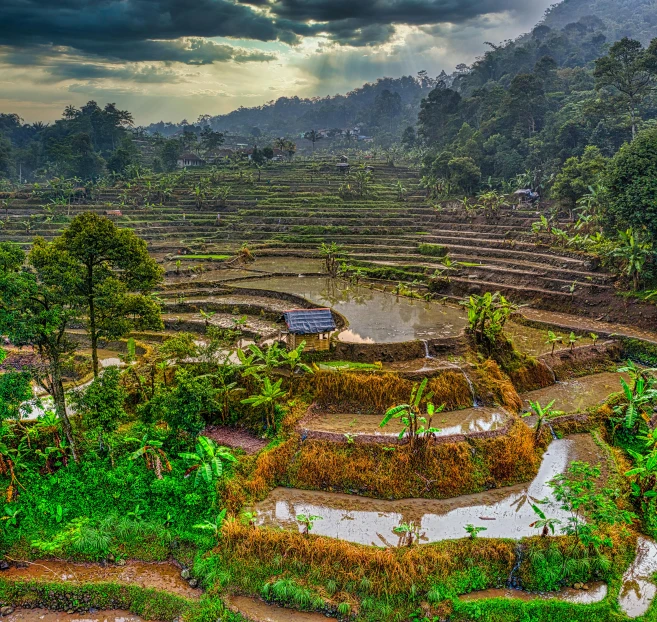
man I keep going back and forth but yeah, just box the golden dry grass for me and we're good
[306,370,474,413]
[472,359,523,413]
[219,520,517,596]
[280,420,540,499]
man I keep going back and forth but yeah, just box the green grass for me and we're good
[317,361,382,371]
[174,254,232,261]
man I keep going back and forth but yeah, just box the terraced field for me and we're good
[3,159,653,336]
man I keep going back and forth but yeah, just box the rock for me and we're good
[188,578,198,588]
[582,584,590,590]
[1,606,15,615]
[107,554,115,562]
[0,561,9,571]
[116,559,126,566]
[573,583,583,590]
[67,610,75,615]
[181,568,191,580]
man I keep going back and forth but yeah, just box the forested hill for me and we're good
[144,0,657,139]
[543,0,657,42]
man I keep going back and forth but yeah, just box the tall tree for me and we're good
[594,38,657,139]
[41,213,163,378]
[0,243,81,459]
[304,130,322,153]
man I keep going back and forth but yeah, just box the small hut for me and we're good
[283,308,336,352]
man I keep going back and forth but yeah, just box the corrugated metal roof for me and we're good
[283,308,336,335]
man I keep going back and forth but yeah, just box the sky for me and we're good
[0,0,557,125]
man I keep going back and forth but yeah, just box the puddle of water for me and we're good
[234,276,467,344]
[250,257,324,275]
[522,372,626,414]
[302,407,507,437]
[461,583,607,604]
[225,595,329,622]
[5,610,145,622]
[2,561,200,599]
[620,536,657,618]
[255,435,601,546]
[505,322,593,357]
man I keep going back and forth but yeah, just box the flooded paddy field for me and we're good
[522,371,626,413]
[461,583,608,605]
[300,406,508,438]
[255,434,600,546]
[232,276,467,343]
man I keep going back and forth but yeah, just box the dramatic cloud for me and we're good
[0,0,558,123]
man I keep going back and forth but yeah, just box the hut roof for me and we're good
[283,308,336,335]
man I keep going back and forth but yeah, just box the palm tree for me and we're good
[304,130,322,153]
[241,377,287,430]
[179,436,237,487]
[63,105,80,120]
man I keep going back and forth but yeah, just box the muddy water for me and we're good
[225,596,329,622]
[302,407,507,437]
[255,435,601,546]
[522,372,625,414]
[234,276,467,343]
[3,561,200,599]
[520,308,657,346]
[505,322,593,357]
[5,610,145,622]
[461,583,608,604]
[619,537,657,618]
[247,257,324,275]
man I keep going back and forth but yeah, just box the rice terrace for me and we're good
[2,0,657,621]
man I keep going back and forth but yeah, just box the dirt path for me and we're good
[203,426,268,454]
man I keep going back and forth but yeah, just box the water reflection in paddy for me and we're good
[255,435,600,546]
[461,583,608,605]
[235,277,467,343]
[620,536,657,618]
[522,372,625,414]
[302,407,507,437]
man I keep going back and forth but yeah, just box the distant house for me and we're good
[177,152,205,168]
[336,162,350,173]
[283,308,336,352]
[104,209,123,217]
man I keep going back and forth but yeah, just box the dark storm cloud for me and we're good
[0,0,539,59]
[272,0,534,45]
[0,0,288,62]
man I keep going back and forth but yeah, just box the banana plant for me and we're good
[613,376,657,432]
[127,434,172,480]
[546,331,563,355]
[522,400,557,441]
[380,378,444,451]
[529,503,561,537]
[193,508,228,539]
[179,436,236,486]
[241,377,287,430]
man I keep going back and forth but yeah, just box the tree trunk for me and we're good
[51,361,78,462]
[88,263,99,378]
